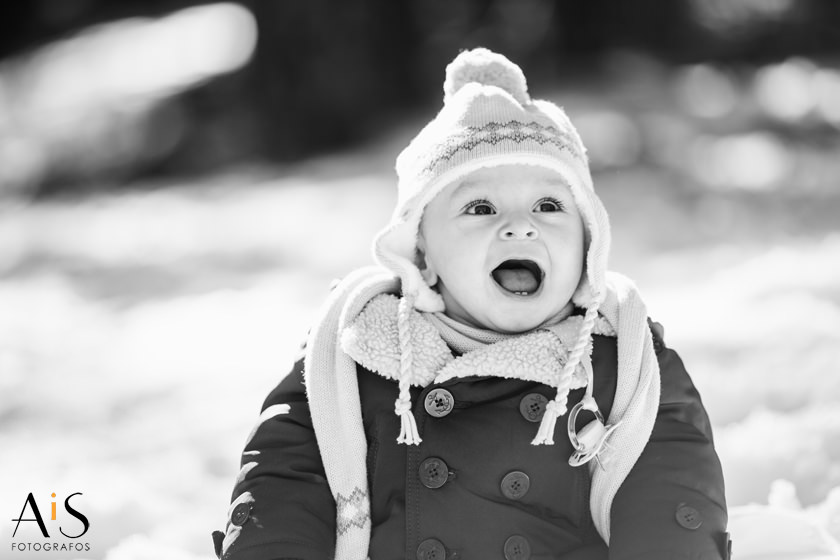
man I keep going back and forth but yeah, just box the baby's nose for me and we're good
[500,215,539,240]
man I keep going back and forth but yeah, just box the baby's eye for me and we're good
[534,197,565,213]
[463,200,496,215]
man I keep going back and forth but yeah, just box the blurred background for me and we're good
[1,0,840,558]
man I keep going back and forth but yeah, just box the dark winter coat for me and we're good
[213,323,730,560]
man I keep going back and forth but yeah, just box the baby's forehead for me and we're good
[446,169,573,198]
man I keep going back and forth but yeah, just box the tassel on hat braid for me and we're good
[531,367,574,446]
[532,304,600,445]
[395,293,422,445]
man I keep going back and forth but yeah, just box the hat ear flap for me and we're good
[416,283,445,312]
[419,266,439,287]
[374,213,445,313]
[415,236,439,287]
[572,269,594,307]
[383,251,445,313]
[410,261,445,312]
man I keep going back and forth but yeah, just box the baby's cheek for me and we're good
[436,251,475,279]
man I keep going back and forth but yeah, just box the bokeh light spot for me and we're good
[690,132,792,190]
[754,58,817,123]
[674,64,739,119]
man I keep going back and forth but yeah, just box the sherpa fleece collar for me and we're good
[340,293,616,390]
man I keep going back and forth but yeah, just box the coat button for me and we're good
[419,457,450,489]
[230,502,251,526]
[675,504,703,530]
[519,393,548,423]
[425,388,454,418]
[501,471,530,500]
[416,537,446,560]
[503,535,531,560]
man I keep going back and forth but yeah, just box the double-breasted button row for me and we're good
[426,389,550,423]
[418,391,544,558]
[419,459,531,501]
[416,535,531,560]
[416,389,550,559]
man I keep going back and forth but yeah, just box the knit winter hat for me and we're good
[372,48,613,446]
[374,47,610,313]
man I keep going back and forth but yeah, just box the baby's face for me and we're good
[419,164,585,333]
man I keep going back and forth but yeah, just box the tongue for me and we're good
[493,268,539,293]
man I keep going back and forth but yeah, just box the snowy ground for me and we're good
[1,144,839,558]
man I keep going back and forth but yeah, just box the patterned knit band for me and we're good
[408,117,588,187]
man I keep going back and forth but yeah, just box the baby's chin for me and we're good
[438,285,574,333]
[457,305,574,334]
[484,311,565,333]
[484,317,546,334]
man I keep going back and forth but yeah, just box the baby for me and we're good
[214,48,730,560]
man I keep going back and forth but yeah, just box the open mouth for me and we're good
[491,259,543,296]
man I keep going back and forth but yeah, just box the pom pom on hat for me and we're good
[443,48,530,105]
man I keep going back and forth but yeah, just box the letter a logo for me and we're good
[11,493,49,538]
